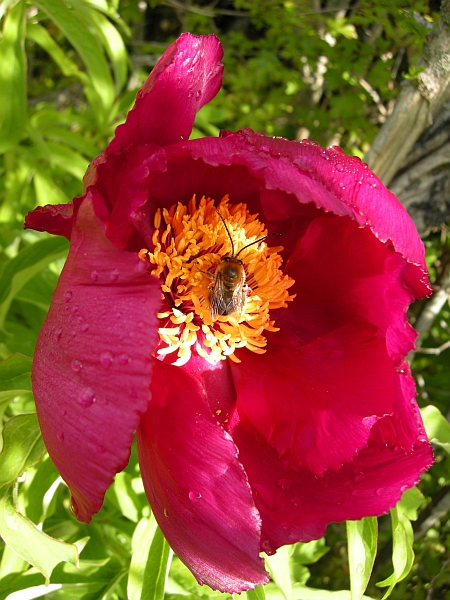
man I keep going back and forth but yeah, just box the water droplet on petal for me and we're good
[189,491,202,501]
[100,351,113,368]
[78,387,95,408]
[90,270,99,282]
[335,163,345,172]
[289,497,303,507]
[277,478,293,491]
[55,328,63,341]
[71,359,82,373]
[356,563,364,575]
[339,181,346,190]
[164,508,169,517]
[64,291,72,302]
[118,353,129,365]
[261,539,274,555]
[110,268,119,282]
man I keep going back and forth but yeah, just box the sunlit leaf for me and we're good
[128,516,158,600]
[0,414,44,497]
[421,405,450,454]
[141,526,172,600]
[0,236,69,330]
[346,517,377,600]
[33,0,114,114]
[0,354,32,414]
[0,1,26,153]
[266,545,292,600]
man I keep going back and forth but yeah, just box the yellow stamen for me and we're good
[139,196,295,365]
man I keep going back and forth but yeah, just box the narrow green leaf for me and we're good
[421,405,450,454]
[33,0,114,113]
[248,586,267,600]
[45,141,89,180]
[376,505,415,598]
[346,517,378,600]
[0,0,27,153]
[0,487,78,584]
[0,414,44,497]
[265,546,292,600]
[26,22,88,83]
[0,236,69,330]
[33,169,71,206]
[141,526,172,600]
[128,516,158,600]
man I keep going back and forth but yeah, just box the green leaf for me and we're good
[0,354,32,412]
[293,585,376,599]
[26,22,88,83]
[33,0,114,114]
[421,405,450,454]
[128,516,158,600]
[376,503,415,599]
[141,526,172,600]
[346,517,378,600]
[265,546,292,600]
[0,236,69,330]
[0,414,44,498]
[248,586,267,600]
[0,487,79,584]
[0,0,27,153]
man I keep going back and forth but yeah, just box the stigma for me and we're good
[139,196,295,366]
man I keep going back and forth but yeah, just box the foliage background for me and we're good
[0,1,449,599]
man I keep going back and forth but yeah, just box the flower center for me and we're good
[139,196,295,366]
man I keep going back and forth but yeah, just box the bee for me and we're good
[208,210,279,319]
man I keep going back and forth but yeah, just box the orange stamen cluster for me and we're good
[139,196,295,366]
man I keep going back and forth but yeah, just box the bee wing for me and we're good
[209,272,229,318]
[209,271,246,318]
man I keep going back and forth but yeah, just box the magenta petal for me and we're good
[136,360,268,593]
[108,34,223,153]
[32,195,161,521]
[232,420,433,552]
[24,203,74,238]
[233,324,398,475]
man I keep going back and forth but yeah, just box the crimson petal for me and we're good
[32,195,161,521]
[233,324,398,476]
[232,418,433,552]
[108,33,223,153]
[136,360,268,593]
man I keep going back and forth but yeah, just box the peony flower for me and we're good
[25,33,433,592]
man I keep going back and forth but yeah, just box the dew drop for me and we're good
[339,181,346,190]
[261,539,274,555]
[289,497,303,507]
[64,291,73,302]
[55,328,63,341]
[100,351,113,368]
[71,359,82,373]
[90,270,99,282]
[356,563,364,575]
[78,387,95,408]
[277,478,293,491]
[118,353,129,365]
[110,268,119,282]
[335,163,345,172]
[195,90,202,99]
[164,508,169,517]
[189,490,202,501]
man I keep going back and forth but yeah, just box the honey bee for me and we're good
[208,210,279,319]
